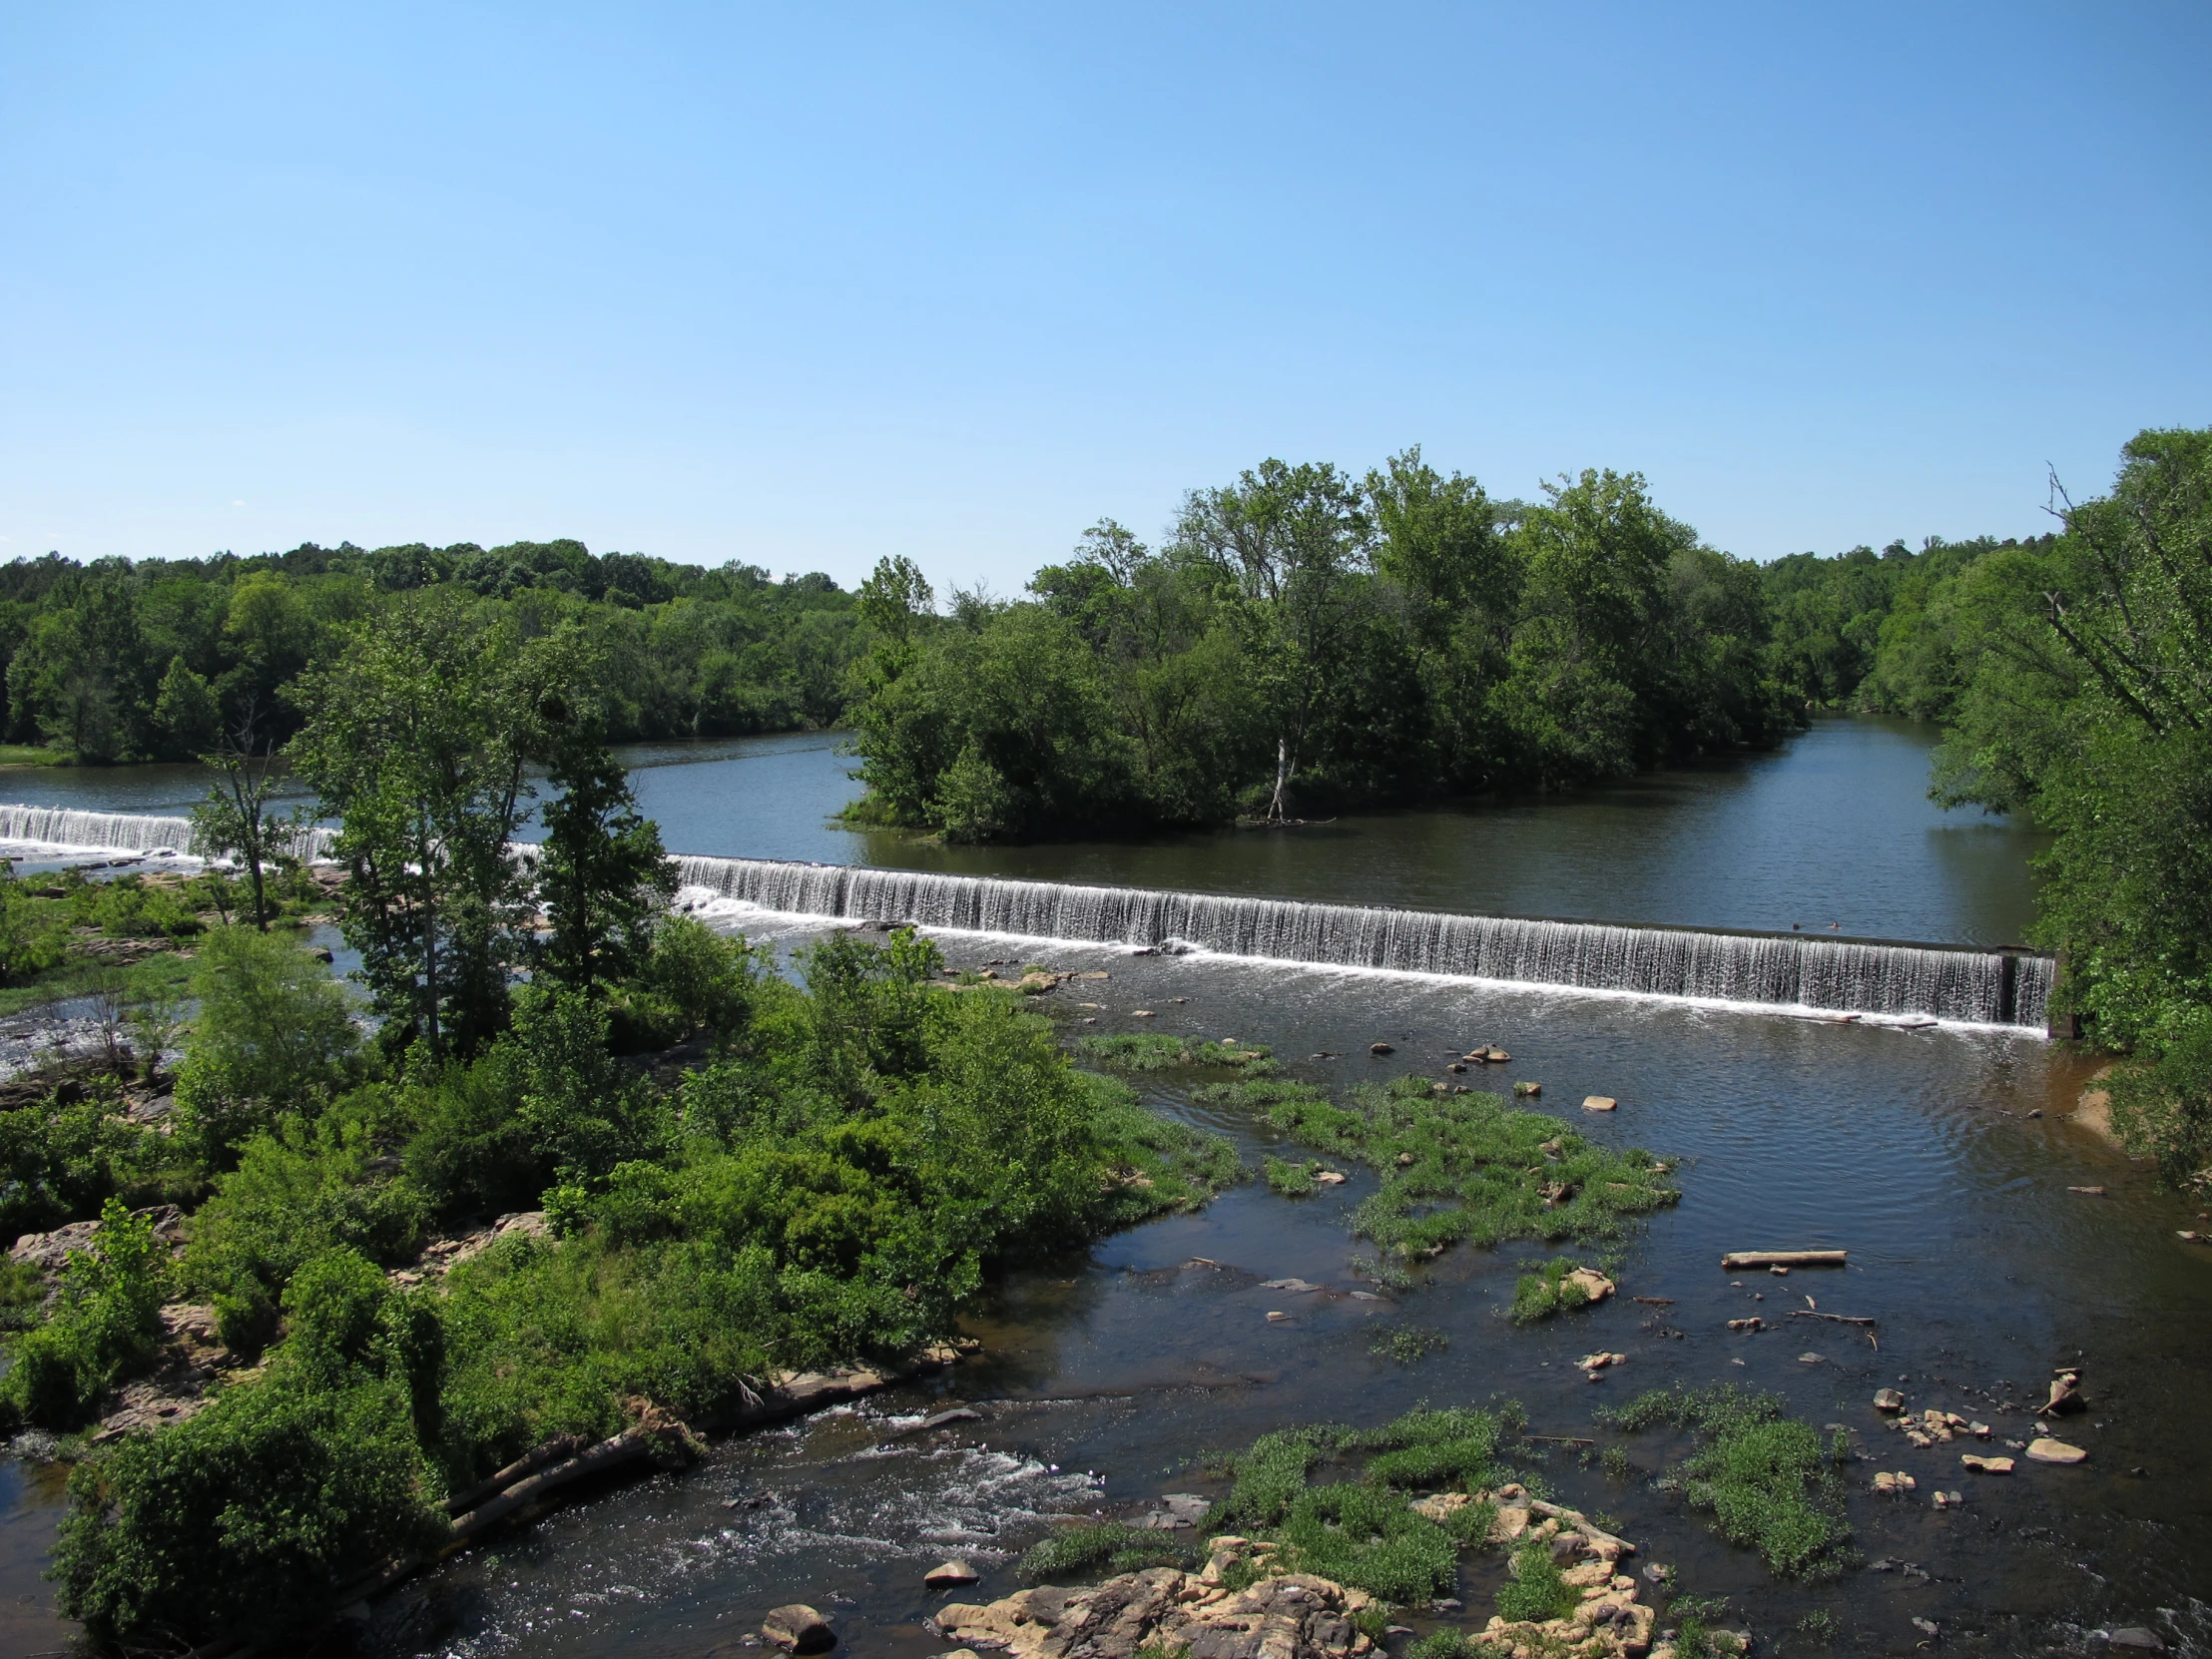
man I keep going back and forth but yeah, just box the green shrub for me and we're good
[175,927,360,1161]
[1,1200,172,1430]
[1019,1521,1191,1581]
[1264,1155,1317,1196]
[0,861,69,983]
[52,1369,447,1647]
[0,1088,189,1243]
[187,1114,429,1306]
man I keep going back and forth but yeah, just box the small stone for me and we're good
[1132,1009,1156,1018]
[1513,1081,1540,1096]
[1314,1171,1348,1186]
[1582,1095,1618,1112]
[1874,1388,1906,1411]
[1960,1454,2014,1474]
[763,1605,835,1653]
[1395,1151,1414,1166]
[2027,1436,2087,1464]
[1266,1311,1291,1322]
[2109,1628,2166,1652]
[1799,1352,1824,1365]
[1641,1562,1672,1584]
[924,1561,980,1588]
[2068,1185,2107,1195]
[1371,1041,1394,1054]
[1913,1617,1939,1638]
[1770,1264,1791,1276]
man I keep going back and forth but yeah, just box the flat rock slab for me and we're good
[2026,1437,2088,1465]
[1960,1454,2015,1474]
[927,1561,982,1588]
[1582,1095,1618,1112]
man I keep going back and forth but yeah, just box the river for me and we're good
[2,721,2206,1657]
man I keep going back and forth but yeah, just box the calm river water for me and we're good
[3,722,2205,1659]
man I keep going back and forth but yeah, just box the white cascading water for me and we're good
[0,806,2050,1028]
[0,803,335,862]
[676,854,2054,1030]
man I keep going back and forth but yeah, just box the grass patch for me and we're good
[1598,1385,1854,1579]
[1200,1405,1516,1600]
[1263,1155,1317,1196]
[1082,1072,1243,1225]
[1194,1074,1676,1262]
[1509,1256,1593,1324]
[1072,1033,1279,1075]
[1369,1325,1447,1364]
[1019,1521,1192,1581]
[1493,1534,1580,1623]
[0,745,70,767]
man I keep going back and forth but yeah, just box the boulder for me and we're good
[1564,1267,1615,1303]
[1370,1041,1393,1055]
[1874,1388,1906,1412]
[1960,1454,2014,1474]
[2026,1437,2088,1465]
[1582,1095,1618,1112]
[2045,1372,2086,1414]
[764,1604,836,1652]
[927,1562,982,1589]
[2109,1629,2166,1652]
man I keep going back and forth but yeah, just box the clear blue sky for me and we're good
[4,4,2206,593]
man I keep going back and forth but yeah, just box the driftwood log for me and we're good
[1719,1250,1848,1269]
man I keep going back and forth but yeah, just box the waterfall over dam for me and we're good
[0,804,334,862]
[676,853,2054,1031]
[0,804,2052,1029]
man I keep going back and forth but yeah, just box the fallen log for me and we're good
[1630,1296,1675,1306]
[450,1428,659,1542]
[1720,1250,1847,1270]
[1790,1310,1876,1326]
[444,1434,585,1516]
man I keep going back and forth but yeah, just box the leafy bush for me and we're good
[175,927,360,1161]
[0,1087,190,1243]
[0,861,69,983]
[53,1365,446,1647]
[1,1200,172,1430]
[186,1114,430,1309]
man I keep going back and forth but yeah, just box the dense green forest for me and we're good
[842,451,2052,839]
[0,539,857,760]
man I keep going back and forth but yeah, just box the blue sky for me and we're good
[4,4,2206,593]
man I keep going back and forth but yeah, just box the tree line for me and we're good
[842,449,2052,839]
[0,538,858,763]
